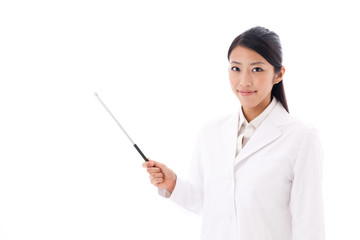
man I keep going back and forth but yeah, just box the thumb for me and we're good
[152,161,167,171]
[145,157,153,166]
[148,160,155,167]
[147,158,166,170]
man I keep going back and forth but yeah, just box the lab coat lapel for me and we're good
[234,102,286,166]
[220,110,239,166]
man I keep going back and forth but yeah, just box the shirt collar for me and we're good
[238,97,278,131]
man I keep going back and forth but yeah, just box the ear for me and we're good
[274,66,285,84]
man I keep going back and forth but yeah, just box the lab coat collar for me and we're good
[221,100,290,166]
[238,97,278,131]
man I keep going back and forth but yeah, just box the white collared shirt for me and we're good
[236,97,278,156]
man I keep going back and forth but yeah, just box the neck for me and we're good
[242,108,262,122]
[242,96,272,122]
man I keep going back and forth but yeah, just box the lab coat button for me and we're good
[225,216,232,222]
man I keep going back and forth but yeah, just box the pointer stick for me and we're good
[94,92,149,162]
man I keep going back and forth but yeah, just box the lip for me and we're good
[238,90,257,96]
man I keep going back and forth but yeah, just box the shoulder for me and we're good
[279,113,322,147]
[285,115,317,131]
[267,102,322,145]
[287,116,324,171]
[286,108,320,131]
[270,102,319,134]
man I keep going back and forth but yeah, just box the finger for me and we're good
[147,158,156,167]
[147,168,161,173]
[143,162,151,168]
[150,172,164,178]
[143,161,155,168]
[155,182,166,188]
[148,160,155,167]
[149,174,164,181]
[151,178,164,185]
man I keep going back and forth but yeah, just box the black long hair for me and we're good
[227,26,289,113]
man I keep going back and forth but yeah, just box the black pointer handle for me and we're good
[133,144,149,162]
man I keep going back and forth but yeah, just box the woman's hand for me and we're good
[142,158,177,192]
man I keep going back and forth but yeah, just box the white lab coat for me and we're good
[165,101,325,240]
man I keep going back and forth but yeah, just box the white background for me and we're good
[0,0,359,239]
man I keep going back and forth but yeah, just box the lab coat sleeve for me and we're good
[158,127,204,215]
[290,127,325,240]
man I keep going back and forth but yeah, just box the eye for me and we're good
[231,66,240,72]
[252,67,263,72]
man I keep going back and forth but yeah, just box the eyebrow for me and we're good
[230,61,266,65]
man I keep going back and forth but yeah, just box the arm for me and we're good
[290,128,325,240]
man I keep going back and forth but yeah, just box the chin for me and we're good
[236,97,257,108]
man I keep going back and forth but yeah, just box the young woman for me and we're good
[143,26,325,240]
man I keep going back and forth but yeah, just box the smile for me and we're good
[238,90,257,96]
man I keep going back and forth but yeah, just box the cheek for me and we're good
[229,75,238,87]
[254,76,274,91]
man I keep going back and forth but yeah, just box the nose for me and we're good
[239,71,252,87]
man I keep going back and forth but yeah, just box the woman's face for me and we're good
[228,46,284,114]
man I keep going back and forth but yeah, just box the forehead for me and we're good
[229,46,269,64]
